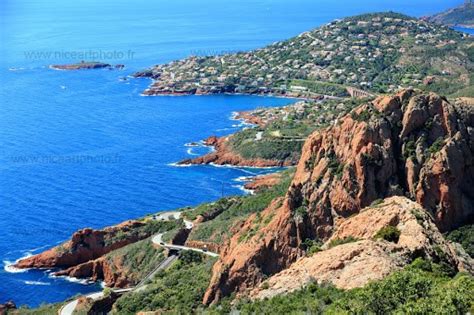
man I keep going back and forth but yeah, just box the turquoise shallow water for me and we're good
[0,0,464,307]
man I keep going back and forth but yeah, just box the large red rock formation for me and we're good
[14,220,155,269]
[203,89,474,304]
[54,255,133,288]
[252,197,473,299]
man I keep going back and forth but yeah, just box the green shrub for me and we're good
[302,238,323,256]
[370,198,384,207]
[374,226,401,243]
[428,137,445,155]
[327,236,359,249]
[446,224,474,257]
[222,260,474,315]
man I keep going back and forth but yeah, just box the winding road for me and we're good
[58,210,218,315]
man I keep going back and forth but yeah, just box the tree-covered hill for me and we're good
[137,12,474,97]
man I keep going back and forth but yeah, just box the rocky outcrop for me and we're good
[251,197,473,299]
[203,197,302,303]
[178,135,293,167]
[234,111,266,127]
[203,89,474,304]
[54,256,133,288]
[14,220,155,269]
[170,228,191,245]
[243,173,282,192]
[75,291,119,315]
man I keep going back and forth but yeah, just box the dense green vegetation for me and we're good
[104,238,166,285]
[374,226,401,243]
[210,259,474,314]
[185,168,294,246]
[112,251,216,314]
[230,128,304,162]
[446,224,474,257]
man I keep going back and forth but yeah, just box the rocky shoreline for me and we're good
[141,89,326,101]
[178,135,293,168]
[11,219,170,291]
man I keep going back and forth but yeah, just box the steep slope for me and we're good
[203,89,474,303]
[252,196,473,299]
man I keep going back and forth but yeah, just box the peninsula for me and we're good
[135,12,473,99]
[426,1,474,28]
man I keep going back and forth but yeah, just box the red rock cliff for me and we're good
[14,220,155,269]
[203,89,474,304]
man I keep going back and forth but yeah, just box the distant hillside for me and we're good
[137,12,474,97]
[428,3,474,28]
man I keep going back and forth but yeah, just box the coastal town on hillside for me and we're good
[137,13,472,99]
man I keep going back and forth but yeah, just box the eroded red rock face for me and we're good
[54,255,134,288]
[14,220,152,269]
[203,89,474,304]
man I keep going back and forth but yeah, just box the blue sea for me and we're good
[0,0,467,307]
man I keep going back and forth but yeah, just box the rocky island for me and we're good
[50,61,124,70]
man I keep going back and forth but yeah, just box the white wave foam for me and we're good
[167,162,193,167]
[209,162,280,170]
[232,184,254,195]
[186,148,199,156]
[231,121,254,128]
[184,141,203,147]
[3,252,33,273]
[50,274,92,285]
[230,111,239,120]
[234,176,253,182]
[4,261,29,273]
[24,280,50,286]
